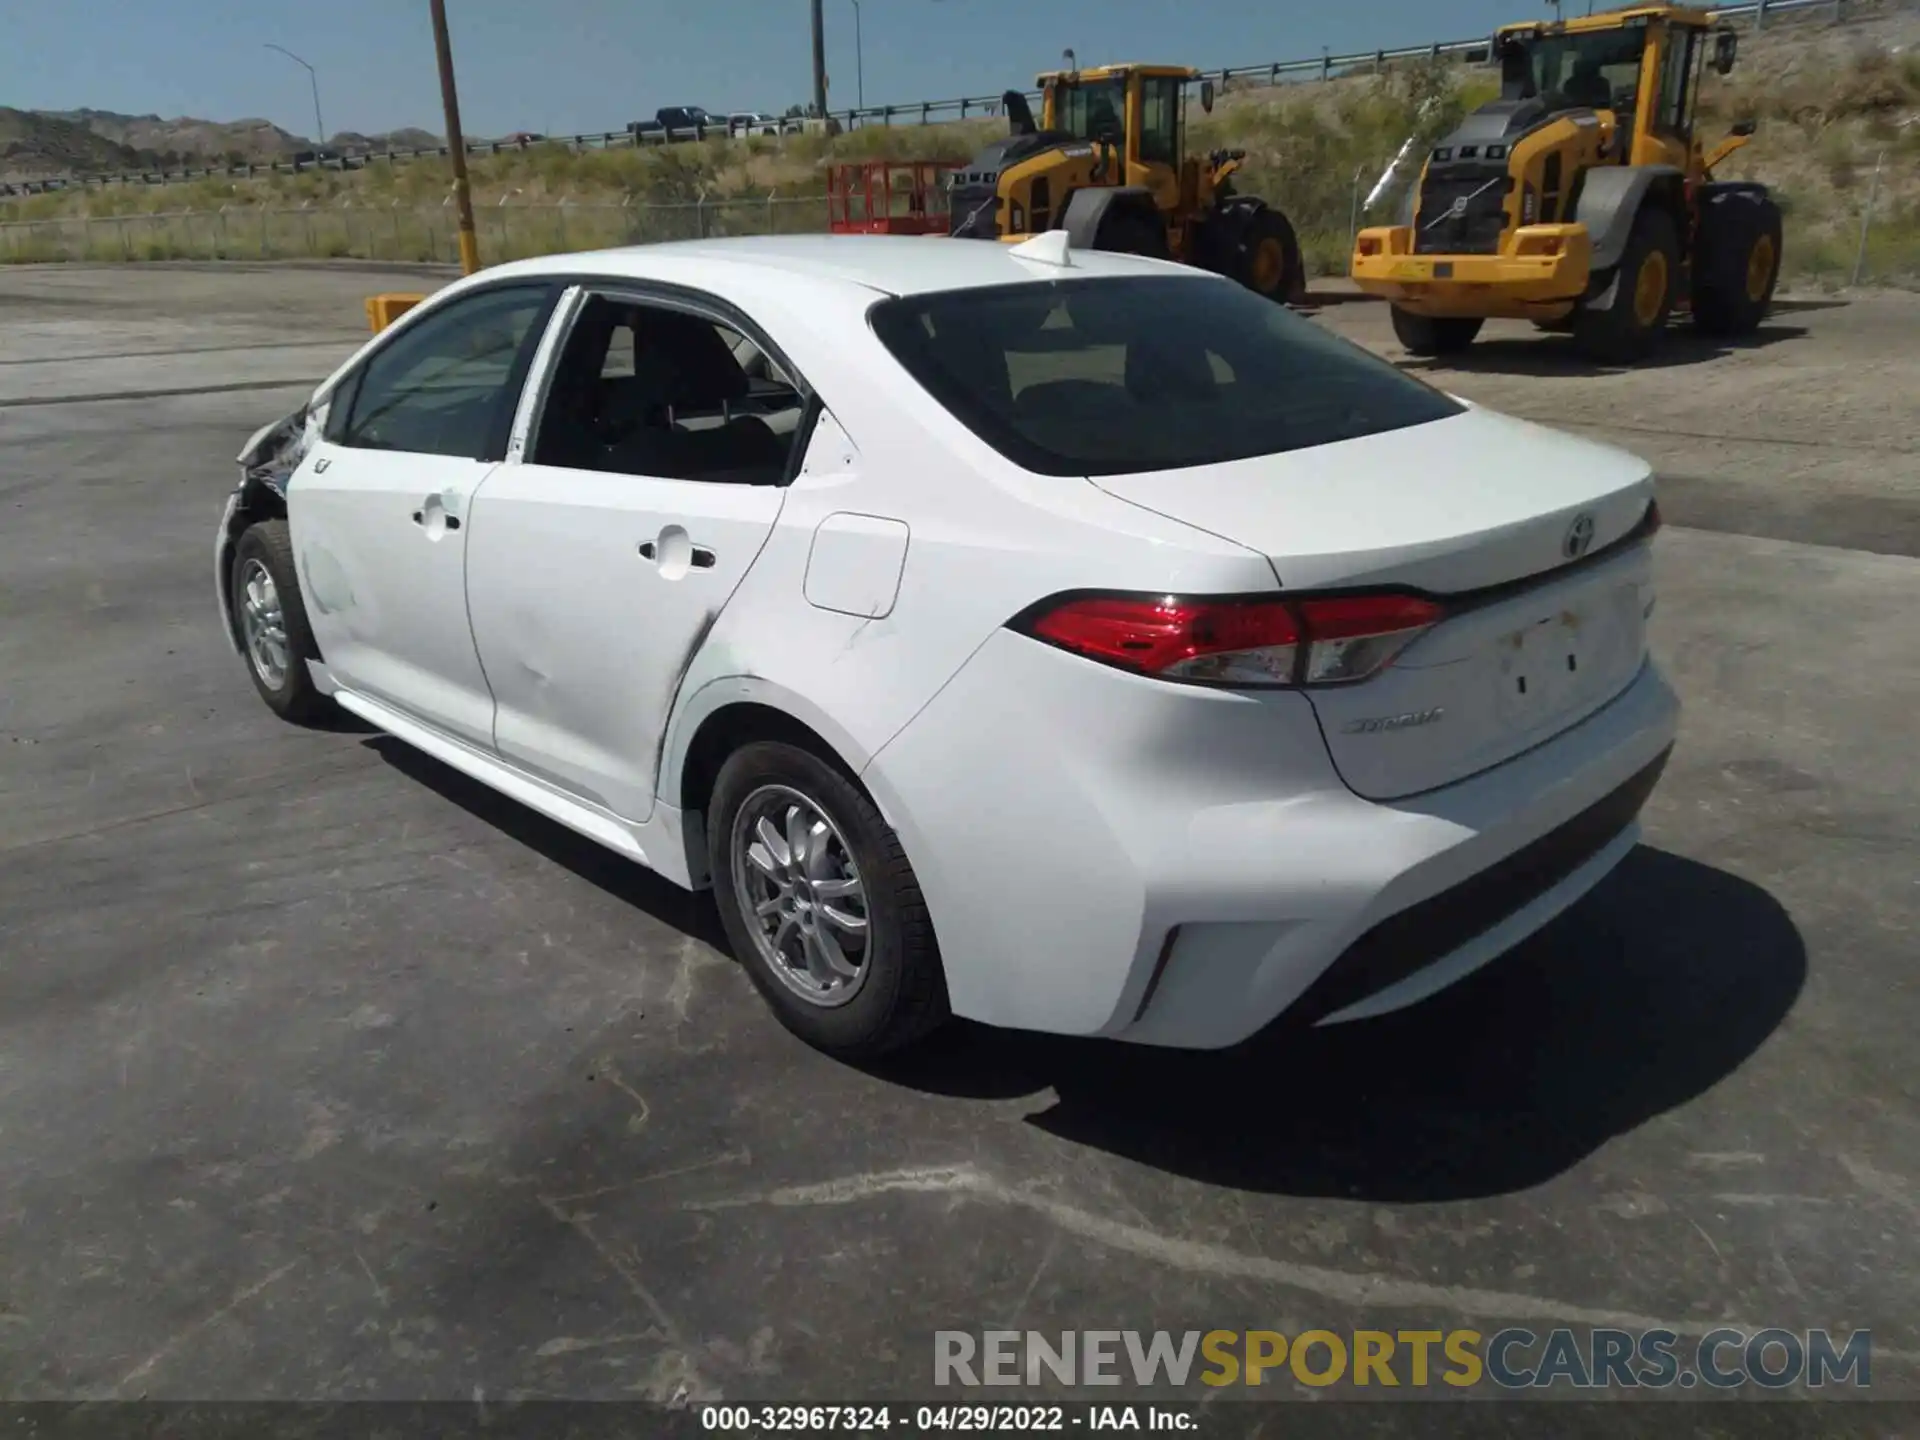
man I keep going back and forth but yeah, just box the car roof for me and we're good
[478,233,1213,300]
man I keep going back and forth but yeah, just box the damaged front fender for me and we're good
[215,398,320,657]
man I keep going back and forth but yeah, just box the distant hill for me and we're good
[0,106,446,179]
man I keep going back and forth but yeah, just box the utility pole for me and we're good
[428,0,481,275]
[810,0,829,119]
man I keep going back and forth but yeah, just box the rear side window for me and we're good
[868,276,1463,477]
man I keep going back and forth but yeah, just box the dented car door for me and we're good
[461,288,794,823]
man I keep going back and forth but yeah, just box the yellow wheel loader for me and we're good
[947,63,1308,304]
[1351,5,1781,362]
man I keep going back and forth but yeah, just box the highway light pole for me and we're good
[263,44,325,150]
[850,0,864,111]
[810,0,828,120]
[428,0,481,275]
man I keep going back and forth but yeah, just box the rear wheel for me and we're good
[708,741,949,1058]
[1574,207,1679,363]
[1390,307,1484,356]
[1693,191,1782,337]
[229,519,327,723]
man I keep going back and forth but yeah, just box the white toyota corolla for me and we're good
[217,233,1677,1058]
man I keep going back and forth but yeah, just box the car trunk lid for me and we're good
[1089,407,1658,800]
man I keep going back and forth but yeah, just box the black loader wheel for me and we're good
[1574,207,1679,364]
[1093,205,1169,260]
[1693,189,1782,337]
[1233,207,1304,304]
[708,740,950,1059]
[1391,307,1484,356]
[229,519,328,723]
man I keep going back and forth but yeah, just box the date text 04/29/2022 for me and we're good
[699,1405,1193,1431]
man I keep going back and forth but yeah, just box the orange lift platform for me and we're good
[827,159,964,236]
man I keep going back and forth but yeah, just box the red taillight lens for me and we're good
[1020,591,1443,688]
[1030,596,1302,685]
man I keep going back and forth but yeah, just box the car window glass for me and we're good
[871,277,1462,478]
[343,285,550,458]
[531,293,804,486]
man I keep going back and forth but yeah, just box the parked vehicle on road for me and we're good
[217,233,1678,1058]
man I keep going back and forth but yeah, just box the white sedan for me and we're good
[216,233,1678,1058]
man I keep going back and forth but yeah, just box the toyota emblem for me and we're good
[1563,512,1597,559]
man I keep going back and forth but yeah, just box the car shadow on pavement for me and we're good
[1396,323,1806,378]
[365,735,730,950]
[871,847,1806,1203]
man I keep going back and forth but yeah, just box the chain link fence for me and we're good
[0,197,832,266]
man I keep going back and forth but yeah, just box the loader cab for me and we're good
[1494,6,1719,172]
[1037,63,1199,216]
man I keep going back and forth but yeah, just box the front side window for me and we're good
[1138,78,1181,166]
[341,284,552,458]
[870,276,1463,478]
[531,293,805,486]
[1655,26,1697,135]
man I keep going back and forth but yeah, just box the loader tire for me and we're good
[1693,190,1782,337]
[1234,207,1304,303]
[1574,207,1679,364]
[1390,307,1483,356]
[1094,205,1169,261]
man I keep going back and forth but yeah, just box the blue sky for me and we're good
[3,0,1529,141]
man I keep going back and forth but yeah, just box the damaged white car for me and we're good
[217,234,1677,1058]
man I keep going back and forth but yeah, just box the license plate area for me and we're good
[1495,607,1588,727]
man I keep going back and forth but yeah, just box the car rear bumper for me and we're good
[862,628,1680,1049]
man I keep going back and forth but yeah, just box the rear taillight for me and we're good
[1018,592,1444,689]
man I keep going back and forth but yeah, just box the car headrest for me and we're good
[633,310,749,407]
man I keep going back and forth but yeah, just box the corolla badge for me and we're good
[1563,512,1597,559]
[1341,707,1444,735]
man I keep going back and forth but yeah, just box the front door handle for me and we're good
[412,509,460,530]
[638,538,716,568]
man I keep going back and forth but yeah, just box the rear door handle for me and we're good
[638,540,716,568]
[412,510,460,530]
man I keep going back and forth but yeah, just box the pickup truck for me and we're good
[629,106,717,142]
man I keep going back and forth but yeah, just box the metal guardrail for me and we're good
[0,0,1860,200]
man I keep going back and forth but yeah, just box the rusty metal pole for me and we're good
[429,0,481,274]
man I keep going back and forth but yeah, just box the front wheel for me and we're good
[230,519,327,722]
[1391,307,1484,356]
[1574,207,1679,363]
[708,741,949,1058]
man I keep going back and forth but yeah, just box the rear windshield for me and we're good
[868,276,1463,477]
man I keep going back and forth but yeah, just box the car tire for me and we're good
[1574,207,1679,363]
[1391,307,1484,356]
[230,519,328,723]
[1692,190,1782,337]
[708,740,949,1058]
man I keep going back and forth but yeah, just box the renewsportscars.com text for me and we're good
[933,1328,1872,1391]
